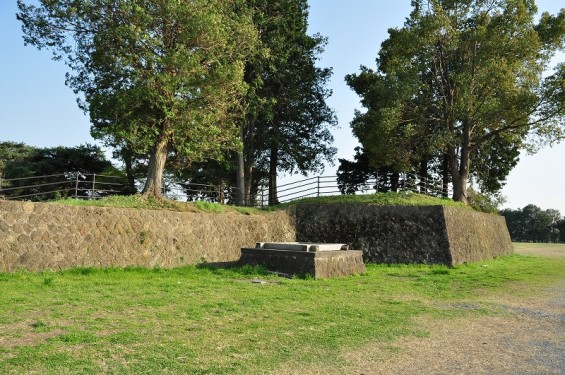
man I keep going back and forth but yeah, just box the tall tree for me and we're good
[240,0,336,205]
[347,0,565,203]
[17,0,258,198]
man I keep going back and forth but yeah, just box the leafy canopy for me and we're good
[17,0,258,197]
[346,0,565,203]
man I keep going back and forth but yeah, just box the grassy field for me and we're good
[1,250,564,374]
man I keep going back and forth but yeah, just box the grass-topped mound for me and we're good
[276,192,469,210]
[53,192,469,213]
[54,195,262,215]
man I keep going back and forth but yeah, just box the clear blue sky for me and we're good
[0,1,564,215]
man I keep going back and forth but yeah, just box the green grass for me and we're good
[275,192,468,209]
[1,254,563,374]
[54,192,467,214]
[54,195,264,215]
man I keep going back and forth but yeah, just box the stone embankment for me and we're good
[1,200,513,272]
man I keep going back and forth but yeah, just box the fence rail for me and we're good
[0,172,452,206]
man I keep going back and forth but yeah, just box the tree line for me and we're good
[13,1,565,205]
[0,142,128,200]
[501,205,565,243]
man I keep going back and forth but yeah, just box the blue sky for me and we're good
[0,1,564,214]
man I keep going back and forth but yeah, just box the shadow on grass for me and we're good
[195,261,276,277]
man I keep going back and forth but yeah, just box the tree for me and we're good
[239,0,336,205]
[17,0,258,198]
[346,0,565,204]
[500,204,560,242]
[556,217,565,243]
[0,142,119,200]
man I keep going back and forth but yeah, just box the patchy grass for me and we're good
[52,192,468,214]
[54,195,265,215]
[276,192,468,209]
[1,254,563,374]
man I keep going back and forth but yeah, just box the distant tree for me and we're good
[0,142,120,200]
[18,0,258,198]
[556,218,565,243]
[546,208,562,243]
[346,0,565,204]
[0,142,35,178]
[501,204,559,243]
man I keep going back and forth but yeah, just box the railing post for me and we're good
[75,173,80,199]
[91,173,96,200]
[317,176,320,197]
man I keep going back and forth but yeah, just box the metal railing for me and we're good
[275,172,452,204]
[0,172,452,205]
[0,173,129,201]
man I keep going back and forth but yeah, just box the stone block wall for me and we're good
[0,200,514,271]
[0,200,295,272]
[293,204,513,266]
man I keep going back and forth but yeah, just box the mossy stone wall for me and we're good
[293,204,513,266]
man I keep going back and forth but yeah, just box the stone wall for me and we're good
[0,200,295,272]
[293,204,513,266]
[0,200,513,271]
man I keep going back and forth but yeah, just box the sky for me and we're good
[0,1,564,215]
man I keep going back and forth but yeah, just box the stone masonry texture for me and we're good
[0,200,513,271]
[293,204,513,266]
[0,200,295,272]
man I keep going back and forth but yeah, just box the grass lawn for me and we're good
[1,253,564,374]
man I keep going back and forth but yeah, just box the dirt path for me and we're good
[281,244,565,375]
[360,244,565,375]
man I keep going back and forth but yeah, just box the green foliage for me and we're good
[239,0,337,203]
[501,204,563,243]
[347,1,565,203]
[0,254,563,373]
[0,142,122,200]
[466,188,506,214]
[17,0,259,197]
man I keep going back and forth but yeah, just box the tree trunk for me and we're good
[450,147,471,204]
[244,163,253,206]
[142,134,168,198]
[236,149,245,206]
[442,154,450,198]
[390,171,399,193]
[268,146,279,205]
[419,157,428,194]
[123,151,137,195]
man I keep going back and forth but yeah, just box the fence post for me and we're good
[91,173,96,200]
[317,176,320,197]
[75,173,80,199]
